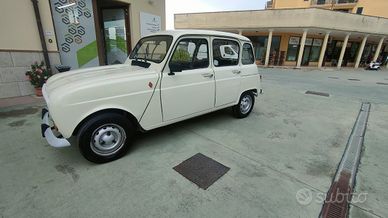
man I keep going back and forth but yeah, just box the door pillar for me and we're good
[337,33,350,69]
[373,36,386,62]
[355,35,368,69]
[265,29,274,67]
[296,29,308,68]
[318,31,331,68]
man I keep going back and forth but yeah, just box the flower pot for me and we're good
[34,87,43,97]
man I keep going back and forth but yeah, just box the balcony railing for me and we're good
[311,0,358,6]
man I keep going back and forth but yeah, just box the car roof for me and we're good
[145,29,251,42]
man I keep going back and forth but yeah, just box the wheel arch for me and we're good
[236,88,258,103]
[72,108,145,136]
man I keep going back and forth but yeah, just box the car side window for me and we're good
[242,43,255,65]
[212,39,239,67]
[170,38,209,71]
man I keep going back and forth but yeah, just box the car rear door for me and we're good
[212,37,242,107]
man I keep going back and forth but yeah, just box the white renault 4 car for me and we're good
[41,30,263,163]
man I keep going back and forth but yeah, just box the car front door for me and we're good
[212,38,242,107]
[161,37,215,121]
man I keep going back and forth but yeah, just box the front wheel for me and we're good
[77,113,134,163]
[232,91,255,118]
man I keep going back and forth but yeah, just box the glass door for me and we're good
[302,46,311,66]
[102,8,128,65]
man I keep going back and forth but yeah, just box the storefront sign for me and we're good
[140,12,161,38]
[305,38,313,46]
[336,41,352,48]
[289,37,300,45]
[313,39,323,47]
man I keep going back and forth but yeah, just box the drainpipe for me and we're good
[31,0,51,68]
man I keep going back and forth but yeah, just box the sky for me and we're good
[165,0,267,30]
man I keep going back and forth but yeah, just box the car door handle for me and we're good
[202,73,214,78]
[232,70,241,74]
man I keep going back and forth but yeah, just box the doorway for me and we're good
[302,46,311,66]
[96,0,131,65]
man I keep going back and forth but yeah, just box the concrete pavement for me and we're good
[0,68,387,217]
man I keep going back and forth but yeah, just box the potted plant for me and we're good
[25,60,53,96]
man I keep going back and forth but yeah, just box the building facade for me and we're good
[175,0,388,70]
[0,0,165,99]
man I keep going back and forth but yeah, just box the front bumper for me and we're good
[41,108,71,148]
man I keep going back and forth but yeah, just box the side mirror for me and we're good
[168,62,182,76]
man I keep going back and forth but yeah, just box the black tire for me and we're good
[77,113,133,163]
[232,91,255,118]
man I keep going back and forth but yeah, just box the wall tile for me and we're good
[0,82,21,99]
[0,67,29,83]
[19,81,35,96]
[11,52,41,67]
[0,52,13,67]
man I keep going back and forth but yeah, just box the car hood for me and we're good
[46,64,155,93]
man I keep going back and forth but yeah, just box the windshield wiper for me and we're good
[144,43,149,63]
[132,43,151,68]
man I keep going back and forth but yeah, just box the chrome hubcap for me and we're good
[91,124,126,156]
[240,95,252,114]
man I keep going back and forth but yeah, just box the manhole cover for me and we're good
[173,153,230,190]
[305,91,329,97]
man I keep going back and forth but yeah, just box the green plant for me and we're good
[25,60,53,87]
[171,49,191,61]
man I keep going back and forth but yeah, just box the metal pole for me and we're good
[31,0,51,69]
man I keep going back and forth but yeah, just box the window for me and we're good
[286,36,300,61]
[212,39,239,67]
[242,43,255,65]
[248,36,281,60]
[356,7,363,14]
[310,39,322,62]
[317,0,325,4]
[286,37,323,62]
[130,36,173,63]
[170,38,209,71]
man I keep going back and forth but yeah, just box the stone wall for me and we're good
[0,51,61,99]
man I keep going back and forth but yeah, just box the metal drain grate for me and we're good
[320,172,351,218]
[320,103,370,218]
[173,153,230,190]
[348,79,360,81]
[377,82,388,85]
[305,91,330,97]
[328,77,340,79]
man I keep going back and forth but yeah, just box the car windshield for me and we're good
[129,35,173,63]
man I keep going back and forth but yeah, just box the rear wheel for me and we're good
[78,113,133,163]
[232,91,255,118]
